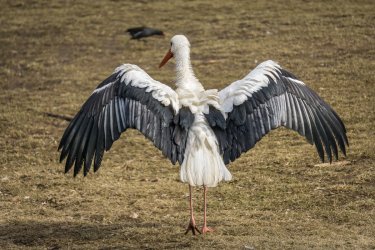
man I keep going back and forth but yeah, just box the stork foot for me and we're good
[185,219,201,235]
[201,226,214,234]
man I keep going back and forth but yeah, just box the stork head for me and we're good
[159,35,190,68]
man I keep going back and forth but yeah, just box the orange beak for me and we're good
[159,49,173,68]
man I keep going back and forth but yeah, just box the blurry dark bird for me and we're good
[126,26,165,40]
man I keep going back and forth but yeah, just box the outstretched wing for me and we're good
[59,64,194,176]
[216,60,348,164]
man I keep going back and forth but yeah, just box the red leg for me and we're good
[201,185,214,234]
[185,185,201,235]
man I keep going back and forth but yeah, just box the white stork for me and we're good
[59,35,348,234]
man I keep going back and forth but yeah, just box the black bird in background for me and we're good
[126,27,165,40]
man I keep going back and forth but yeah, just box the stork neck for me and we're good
[174,50,201,89]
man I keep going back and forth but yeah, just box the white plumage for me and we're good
[180,112,232,187]
[59,34,348,235]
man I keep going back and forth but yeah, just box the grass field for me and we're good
[1,0,374,249]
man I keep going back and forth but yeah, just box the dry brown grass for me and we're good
[1,0,374,249]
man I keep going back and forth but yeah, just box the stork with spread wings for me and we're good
[59,35,348,235]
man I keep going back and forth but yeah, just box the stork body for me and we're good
[167,36,232,188]
[59,35,348,235]
[180,111,232,187]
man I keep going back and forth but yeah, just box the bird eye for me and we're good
[170,42,173,47]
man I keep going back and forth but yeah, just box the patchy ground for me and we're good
[0,0,374,249]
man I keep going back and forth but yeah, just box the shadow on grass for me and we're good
[0,220,189,249]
